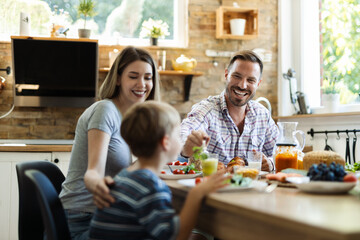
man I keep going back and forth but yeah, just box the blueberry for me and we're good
[327,171,335,181]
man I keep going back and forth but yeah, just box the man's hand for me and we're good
[181,130,209,157]
[261,154,273,172]
[93,176,115,209]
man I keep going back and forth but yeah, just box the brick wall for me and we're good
[0,0,278,139]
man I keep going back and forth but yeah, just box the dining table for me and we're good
[165,179,360,240]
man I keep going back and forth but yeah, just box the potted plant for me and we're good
[77,0,96,38]
[321,76,341,112]
[139,18,170,46]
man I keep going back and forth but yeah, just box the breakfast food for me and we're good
[217,162,225,171]
[167,160,188,166]
[235,168,259,179]
[227,157,245,173]
[189,157,202,171]
[266,172,304,183]
[307,162,346,181]
[303,151,345,170]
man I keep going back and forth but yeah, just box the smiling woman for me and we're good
[0,0,187,47]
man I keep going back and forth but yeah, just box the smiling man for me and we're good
[180,50,279,172]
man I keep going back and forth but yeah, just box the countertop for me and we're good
[0,139,73,152]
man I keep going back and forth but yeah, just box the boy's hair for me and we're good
[121,101,180,158]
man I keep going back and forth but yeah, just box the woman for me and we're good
[59,46,160,240]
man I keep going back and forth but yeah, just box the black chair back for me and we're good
[16,161,65,240]
[25,169,71,240]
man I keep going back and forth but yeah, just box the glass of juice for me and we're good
[201,154,218,176]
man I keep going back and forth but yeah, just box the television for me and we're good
[11,36,98,107]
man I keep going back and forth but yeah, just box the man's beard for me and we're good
[226,84,255,107]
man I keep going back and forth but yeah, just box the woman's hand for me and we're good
[92,176,115,209]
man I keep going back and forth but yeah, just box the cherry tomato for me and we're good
[161,171,166,174]
[174,161,181,166]
[179,170,185,174]
[181,162,188,166]
[343,174,357,182]
[167,162,173,165]
[173,169,180,174]
[195,177,203,185]
[188,170,196,174]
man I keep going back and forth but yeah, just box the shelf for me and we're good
[216,6,258,40]
[275,111,360,120]
[98,68,204,101]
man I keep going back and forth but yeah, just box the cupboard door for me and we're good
[0,152,52,240]
[52,152,71,176]
[0,162,11,240]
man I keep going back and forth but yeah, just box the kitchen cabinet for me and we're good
[216,6,258,40]
[0,151,71,240]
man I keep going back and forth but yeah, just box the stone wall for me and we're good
[0,0,278,139]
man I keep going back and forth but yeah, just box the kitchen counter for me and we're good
[166,180,360,240]
[0,139,73,152]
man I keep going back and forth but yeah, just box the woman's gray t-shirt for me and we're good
[59,99,131,213]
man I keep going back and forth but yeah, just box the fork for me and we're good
[167,165,174,173]
[264,183,278,193]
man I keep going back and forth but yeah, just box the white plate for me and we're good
[160,172,202,180]
[177,179,266,192]
[163,164,187,170]
[294,181,356,194]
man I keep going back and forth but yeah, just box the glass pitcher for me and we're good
[274,122,305,172]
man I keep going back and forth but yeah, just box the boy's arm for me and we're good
[176,188,204,240]
[176,170,230,240]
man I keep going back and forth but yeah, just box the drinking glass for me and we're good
[247,150,262,171]
[201,153,218,176]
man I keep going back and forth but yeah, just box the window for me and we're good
[321,0,360,105]
[278,0,360,116]
[0,0,187,47]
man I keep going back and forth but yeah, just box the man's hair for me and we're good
[227,50,263,77]
[121,101,180,158]
[99,46,161,101]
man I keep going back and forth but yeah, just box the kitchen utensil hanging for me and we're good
[345,131,351,164]
[324,131,333,151]
[353,130,357,163]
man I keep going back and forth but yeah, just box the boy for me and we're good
[89,101,230,240]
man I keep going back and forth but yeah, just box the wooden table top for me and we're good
[166,180,360,240]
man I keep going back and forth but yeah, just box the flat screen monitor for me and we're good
[11,36,98,107]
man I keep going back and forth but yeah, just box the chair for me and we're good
[16,161,66,240]
[25,169,71,240]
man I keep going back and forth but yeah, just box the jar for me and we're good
[274,145,298,173]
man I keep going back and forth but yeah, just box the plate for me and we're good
[294,181,356,194]
[259,171,269,176]
[177,179,266,192]
[160,172,202,180]
[163,165,187,170]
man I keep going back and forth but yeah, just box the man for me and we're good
[180,50,279,172]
